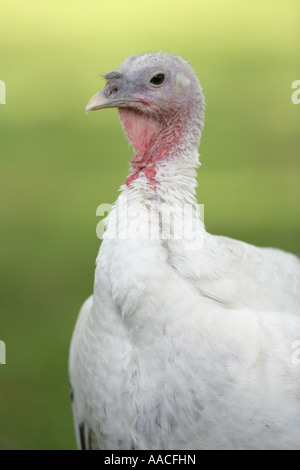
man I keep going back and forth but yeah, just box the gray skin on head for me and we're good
[109,53,204,119]
[87,53,204,125]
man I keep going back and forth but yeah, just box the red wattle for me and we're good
[120,108,183,189]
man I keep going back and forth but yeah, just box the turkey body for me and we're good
[69,53,300,450]
[70,164,300,450]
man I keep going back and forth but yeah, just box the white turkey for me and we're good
[69,53,300,450]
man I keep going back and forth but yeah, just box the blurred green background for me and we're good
[0,0,299,449]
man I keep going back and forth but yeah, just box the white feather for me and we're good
[70,54,300,450]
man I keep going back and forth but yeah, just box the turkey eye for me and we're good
[150,73,165,86]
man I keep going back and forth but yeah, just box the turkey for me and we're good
[69,53,300,450]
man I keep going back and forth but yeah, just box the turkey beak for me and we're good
[85,80,143,114]
[85,89,112,114]
[85,81,131,114]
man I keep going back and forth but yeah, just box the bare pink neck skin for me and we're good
[119,108,184,188]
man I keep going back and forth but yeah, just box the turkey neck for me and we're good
[96,104,205,326]
[119,105,204,191]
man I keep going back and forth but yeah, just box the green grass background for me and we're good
[0,0,299,449]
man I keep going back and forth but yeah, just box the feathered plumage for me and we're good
[70,53,300,450]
